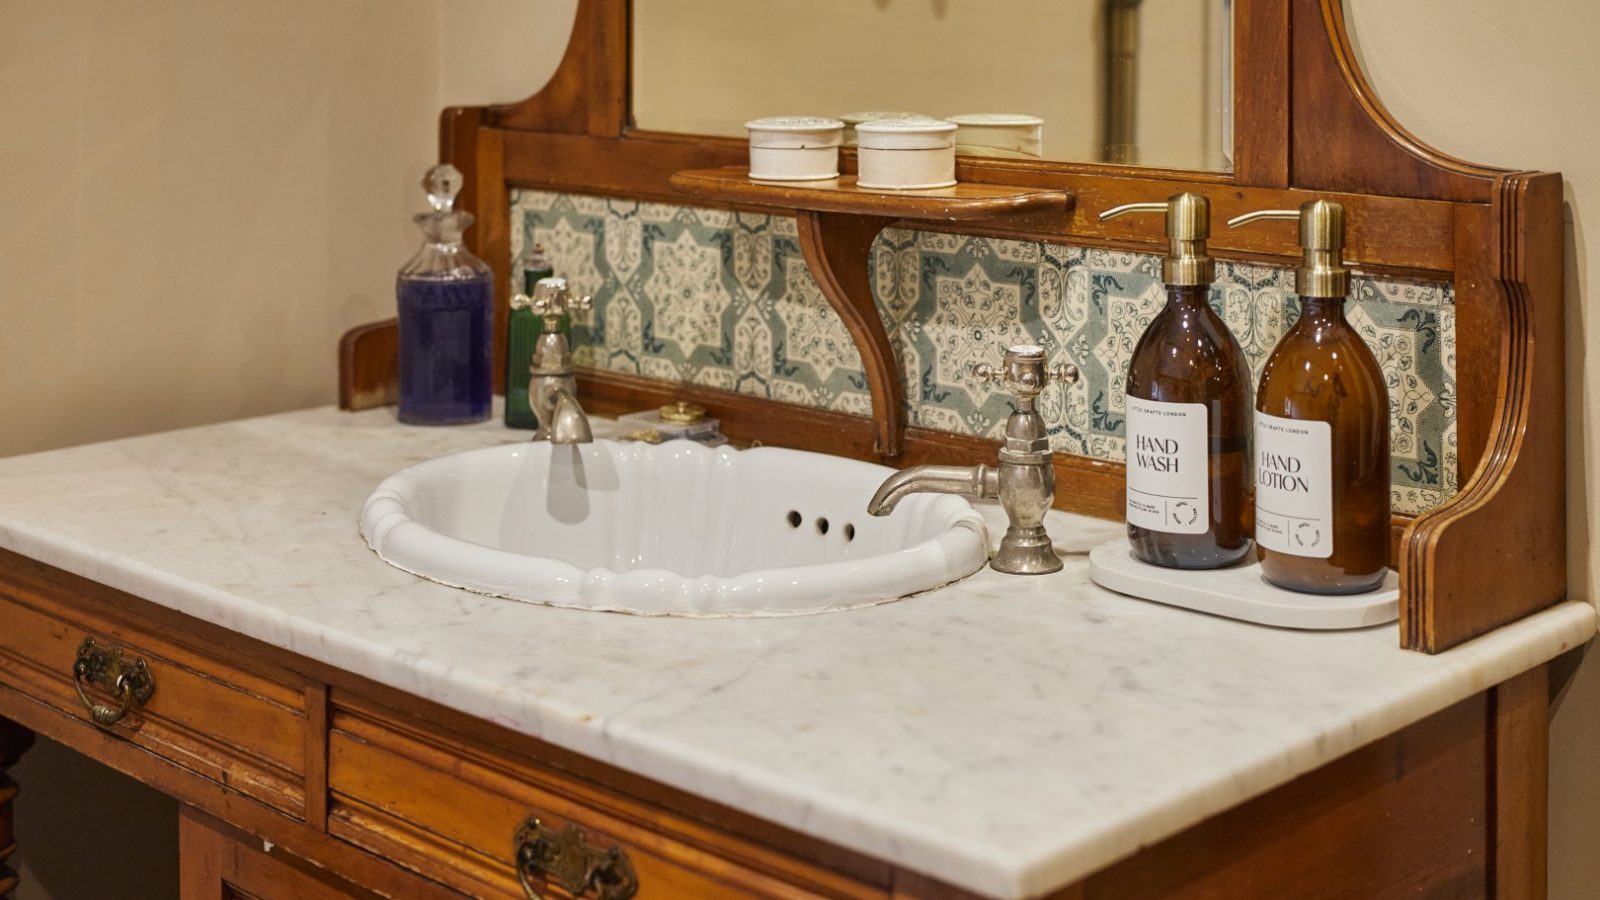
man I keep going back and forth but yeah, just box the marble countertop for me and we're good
[0,406,1590,899]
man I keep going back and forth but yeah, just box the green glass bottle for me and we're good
[505,243,555,429]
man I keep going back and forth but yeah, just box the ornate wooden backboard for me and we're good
[340,0,1564,653]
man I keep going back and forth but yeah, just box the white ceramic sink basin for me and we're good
[360,440,989,616]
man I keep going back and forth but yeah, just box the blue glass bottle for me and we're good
[397,164,493,425]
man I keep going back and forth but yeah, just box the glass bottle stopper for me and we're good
[423,164,464,213]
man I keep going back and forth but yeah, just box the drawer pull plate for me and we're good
[514,817,638,900]
[72,638,155,728]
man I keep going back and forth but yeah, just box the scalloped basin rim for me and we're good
[360,440,990,617]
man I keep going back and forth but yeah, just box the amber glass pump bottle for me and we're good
[1229,200,1389,594]
[1100,193,1252,569]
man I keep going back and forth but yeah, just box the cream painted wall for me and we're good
[0,1,437,458]
[0,3,570,897]
[1344,3,1600,894]
[0,0,570,462]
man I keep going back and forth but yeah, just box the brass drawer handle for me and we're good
[71,638,155,728]
[514,817,638,900]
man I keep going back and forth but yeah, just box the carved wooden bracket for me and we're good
[794,212,902,459]
[1400,173,1566,652]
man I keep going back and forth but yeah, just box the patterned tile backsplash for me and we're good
[511,190,1458,516]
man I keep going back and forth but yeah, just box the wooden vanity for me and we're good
[0,0,1582,897]
[0,506,1586,900]
[0,406,1589,899]
[0,489,1585,900]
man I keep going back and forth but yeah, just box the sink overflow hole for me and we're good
[786,511,852,541]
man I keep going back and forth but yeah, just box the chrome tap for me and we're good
[514,276,594,444]
[867,344,1078,575]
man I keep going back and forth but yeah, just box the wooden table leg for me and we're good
[0,718,35,899]
[1492,665,1549,899]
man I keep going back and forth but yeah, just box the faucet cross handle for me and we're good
[972,344,1079,398]
[518,276,593,327]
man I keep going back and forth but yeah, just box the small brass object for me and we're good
[513,818,638,900]
[1098,193,1216,286]
[658,400,706,425]
[72,638,155,729]
[625,429,664,445]
[1227,200,1349,298]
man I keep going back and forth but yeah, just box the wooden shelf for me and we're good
[669,167,1072,221]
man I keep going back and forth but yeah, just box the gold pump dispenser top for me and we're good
[1227,200,1349,298]
[1098,193,1215,287]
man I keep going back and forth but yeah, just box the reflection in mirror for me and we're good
[633,0,1232,172]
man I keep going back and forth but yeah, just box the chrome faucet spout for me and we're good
[867,465,997,516]
[530,376,593,445]
[546,389,593,445]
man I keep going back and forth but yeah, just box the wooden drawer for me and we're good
[327,694,881,899]
[0,570,308,817]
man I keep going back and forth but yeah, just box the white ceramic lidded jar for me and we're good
[838,110,926,147]
[947,113,1045,159]
[745,116,845,182]
[855,116,959,190]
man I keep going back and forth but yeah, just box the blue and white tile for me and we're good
[511,189,1459,516]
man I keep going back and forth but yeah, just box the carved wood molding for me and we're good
[1400,172,1565,652]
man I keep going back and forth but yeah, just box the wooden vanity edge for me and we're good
[0,541,1568,899]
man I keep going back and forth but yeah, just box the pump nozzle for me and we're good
[1227,200,1348,298]
[1099,193,1215,286]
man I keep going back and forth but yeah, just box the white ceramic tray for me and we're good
[1087,537,1399,630]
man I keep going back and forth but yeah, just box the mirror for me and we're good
[633,0,1233,172]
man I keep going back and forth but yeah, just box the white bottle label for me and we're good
[1254,413,1334,558]
[1124,397,1209,535]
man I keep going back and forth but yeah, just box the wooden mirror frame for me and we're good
[340,0,1564,654]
